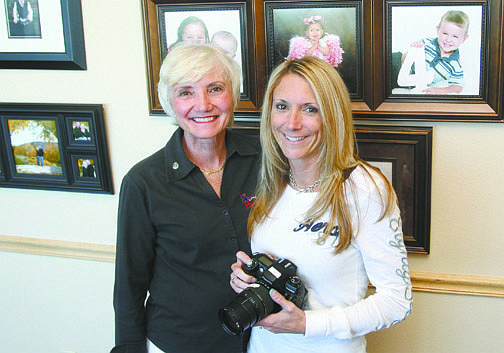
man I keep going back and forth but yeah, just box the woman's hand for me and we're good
[255,289,306,334]
[229,251,256,293]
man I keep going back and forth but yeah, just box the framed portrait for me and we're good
[389,4,483,97]
[142,0,257,115]
[369,0,504,121]
[355,125,432,254]
[264,1,363,99]
[67,118,93,146]
[3,0,42,38]
[0,0,86,70]
[142,0,503,121]
[0,103,113,194]
[72,154,99,183]
[231,122,432,254]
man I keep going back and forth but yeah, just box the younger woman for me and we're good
[230,56,412,353]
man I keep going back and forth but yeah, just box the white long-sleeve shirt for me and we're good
[249,165,412,353]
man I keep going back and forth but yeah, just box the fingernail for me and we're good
[269,288,275,296]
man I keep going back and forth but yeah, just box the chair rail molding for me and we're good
[1,234,503,298]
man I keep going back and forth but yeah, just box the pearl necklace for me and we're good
[200,163,225,176]
[289,169,321,193]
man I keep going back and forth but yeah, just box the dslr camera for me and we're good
[218,253,307,336]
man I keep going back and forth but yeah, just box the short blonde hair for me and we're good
[439,10,470,36]
[158,44,241,120]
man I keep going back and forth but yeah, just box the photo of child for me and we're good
[161,9,244,92]
[211,30,238,59]
[266,5,358,94]
[287,15,344,67]
[6,0,41,38]
[167,16,210,52]
[391,5,482,95]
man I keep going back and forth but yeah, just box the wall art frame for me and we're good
[371,0,503,122]
[0,0,87,70]
[142,0,256,115]
[0,0,86,70]
[142,0,503,122]
[0,103,113,194]
[263,1,368,102]
[231,122,432,254]
[355,124,432,254]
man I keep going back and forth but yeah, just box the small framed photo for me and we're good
[67,117,93,146]
[142,1,254,114]
[71,154,101,188]
[264,1,364,99]
[0,0,86,70]
[0,103,113,194]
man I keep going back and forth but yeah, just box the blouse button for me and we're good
[223,210,229,216]
[172,162,179,170]
[230,236,237,241]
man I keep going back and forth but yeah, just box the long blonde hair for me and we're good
[248,56,396,253]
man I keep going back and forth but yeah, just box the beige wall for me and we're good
[0,1,503,352]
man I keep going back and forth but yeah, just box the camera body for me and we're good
[218,253,307,336]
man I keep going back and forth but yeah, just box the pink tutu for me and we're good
[287,34,344,67]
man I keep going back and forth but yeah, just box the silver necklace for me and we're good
[288,169,321,193]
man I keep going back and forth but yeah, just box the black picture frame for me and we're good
[0,103,113,194]
[0,0,86,70]
[231,122,432,254]
[142,0,255,114]
[264,1,363,100]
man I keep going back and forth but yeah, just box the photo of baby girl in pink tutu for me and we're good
[287,15,344,67]
[266,5,358,95]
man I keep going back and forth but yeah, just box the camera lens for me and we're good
[218,284,275,336]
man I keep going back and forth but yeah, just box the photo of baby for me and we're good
[266,5,359,95]
[287,15,344,67]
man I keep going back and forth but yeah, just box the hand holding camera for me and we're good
[219,252,308,336]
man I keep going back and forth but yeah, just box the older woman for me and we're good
[229,56,412,353]
[112,44,260,353]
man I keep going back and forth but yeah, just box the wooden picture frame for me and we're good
[264,1,365,100]
[0,103,113,194]
[0,0,86,70]
[142,0,257,115]
[231,123,432,254]
[355,125,432,254]
[370,0,503,122]
[142,0,503,122]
